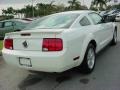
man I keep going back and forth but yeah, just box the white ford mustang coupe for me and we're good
[2,11,117,74]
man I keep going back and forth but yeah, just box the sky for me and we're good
[0,0,120,15]
[0,0,93,15]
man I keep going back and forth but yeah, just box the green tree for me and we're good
[24,5,36,17]
[36,3,47,16]
[92,0,111,10]
[68,0,81,10]
[7,7,14,15]
[2,9,7,15]
[56,4,65,12]
[2,7,14,15]
[106,4,120,10]
[80,5,88,10]
[36,2,57,16]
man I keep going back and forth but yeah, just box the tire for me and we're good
[80,44,96,74]
[28,70,40,74]
[14,29,21,32]
[111,29,117,45]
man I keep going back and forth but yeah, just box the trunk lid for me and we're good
[6,29,64,51]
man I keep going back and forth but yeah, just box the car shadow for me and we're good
[18,42,120,90]
[18,68,84,90]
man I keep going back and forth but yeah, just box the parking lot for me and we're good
[0,22,120,90]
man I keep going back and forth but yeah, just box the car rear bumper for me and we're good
[2,48,74,72]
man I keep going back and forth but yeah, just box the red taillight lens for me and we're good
[42,38,63,51]
[4,39,13,50]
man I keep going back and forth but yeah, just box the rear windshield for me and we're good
[24,13,80,29]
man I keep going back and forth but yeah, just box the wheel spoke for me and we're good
[87,48,95,69]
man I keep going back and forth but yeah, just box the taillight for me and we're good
[4,39,13,50]
[42,38,63,51]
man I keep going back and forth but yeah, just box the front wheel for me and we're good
[111,29,117,45]
[79,44,96,74]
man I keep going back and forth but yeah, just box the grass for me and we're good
[0,41,3,50]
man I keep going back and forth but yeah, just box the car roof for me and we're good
[55,10,95,15]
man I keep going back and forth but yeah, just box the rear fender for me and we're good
[77,33,95,66]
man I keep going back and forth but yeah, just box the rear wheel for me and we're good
[14,29,21,32]
[80,44,96,74]
[111,29,117,45]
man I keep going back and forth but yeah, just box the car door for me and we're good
[88,13,112,51]
[2,21,14,37]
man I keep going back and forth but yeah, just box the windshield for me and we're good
[24,13,80,30]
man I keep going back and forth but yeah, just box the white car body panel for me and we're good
[2,11,116,72]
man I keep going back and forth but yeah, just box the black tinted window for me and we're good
[80,16,91,26]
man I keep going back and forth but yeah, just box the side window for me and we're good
[13,22,16,26]
[80,16,91,26]
[4,22,13,27]
[89,13,102,24]
[0,22,3,28]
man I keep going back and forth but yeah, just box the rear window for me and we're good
[80,16,91,26]
[24,13,80,30]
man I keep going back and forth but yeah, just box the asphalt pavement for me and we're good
[0,22,120,90]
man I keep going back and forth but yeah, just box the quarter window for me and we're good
[80,16,91,26]
[89,13,102,24]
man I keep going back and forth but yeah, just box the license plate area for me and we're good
[19,57,32,67]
